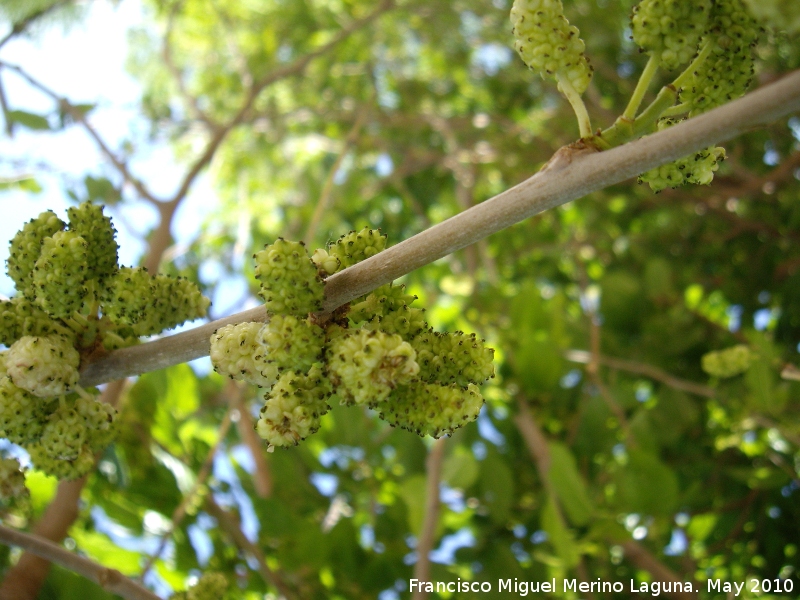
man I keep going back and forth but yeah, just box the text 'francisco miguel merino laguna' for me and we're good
[408,578,699,596]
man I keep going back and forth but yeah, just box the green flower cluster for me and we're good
[209,314,325,389]
[622,0,763,192]
[170,572,230,600]
[0,202,211,482]
[328,328,419,406]
[6,335,80,397]
[324,227,387,271]
[0,456,28,503]
[639,118,725,192]
[102,268,210,337]
[631,0,712,71]
[255,364,332,446]
[679,0,760,116]
[510,0,593,94]
[701,344,754,378]
[210,227,495,449]
[254,238,325,315]
[379,382,485,439]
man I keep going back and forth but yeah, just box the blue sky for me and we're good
[0,0,214,297]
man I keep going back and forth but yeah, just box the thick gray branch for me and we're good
[78,69,800,387]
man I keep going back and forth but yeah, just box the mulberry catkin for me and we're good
[631,0,711,70]
[326,227,387,270]
[510,0,593,94]
[6,210,65,295]
[31,230,90,319]
[255,365,332,448]
[327,329,419,407]
[254,239,324,316]
[66,201,119,281]
[209,322,280,388]
[679,0,760,116]
[378,382,485,438]
[6,335,80,398]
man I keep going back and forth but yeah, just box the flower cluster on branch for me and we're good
[210,227,495,450]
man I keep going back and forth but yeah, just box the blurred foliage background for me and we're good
[1,0,799,598]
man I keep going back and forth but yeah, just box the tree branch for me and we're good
[0,61,162,205]
[304,103,371,245]
[231,384,272,498]
[204,497,295,598]
[564,350,716,398]
[0,0,76,50]
[411,438,446,600]
[139,408,233,579]
[75,69,800,387]
[515,398,694,600]
[618,540,697,600]
[0,524,160,600]
[165,0,396,210]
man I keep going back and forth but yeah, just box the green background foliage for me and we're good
[1,0,799,598]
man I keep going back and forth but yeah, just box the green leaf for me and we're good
[441,445,479,490]
[614,450,679,516]
[84,175,122,205]
[745,332,785,414]
[7,109,51,130]
[643,257,675,300]
[645,390,699,448]
[541,495,579,568]
[686,513,718,542]
[70,529,142,575]
[152,364,200,453]
[0,176,43,193]
[25,470,57,516]
[548,442,594,526]
[479,451,514,526]
[399,474,428,533]
[92,492,144,532]
[59,102,97,126]
[43,565,116,600]
[601,271,646,331]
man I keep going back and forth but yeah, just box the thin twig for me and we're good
[411,438,446,600]
[618,540,697,600]
[304,104,371,245]
[0,525,160,600]
[204,497,295,598]
[0,72,13,137]
[0,478,85,600]
[231,384,272,498]
[165,0,396,211]
[75,69,800,387]
[564,350,716,398]
[0,0,75,50]
[515,399,693,600]
[513,398,594,598]
[513,397,552,488]
[139,409,233,578]
[0,61,161,205]
[586,317,635,445]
